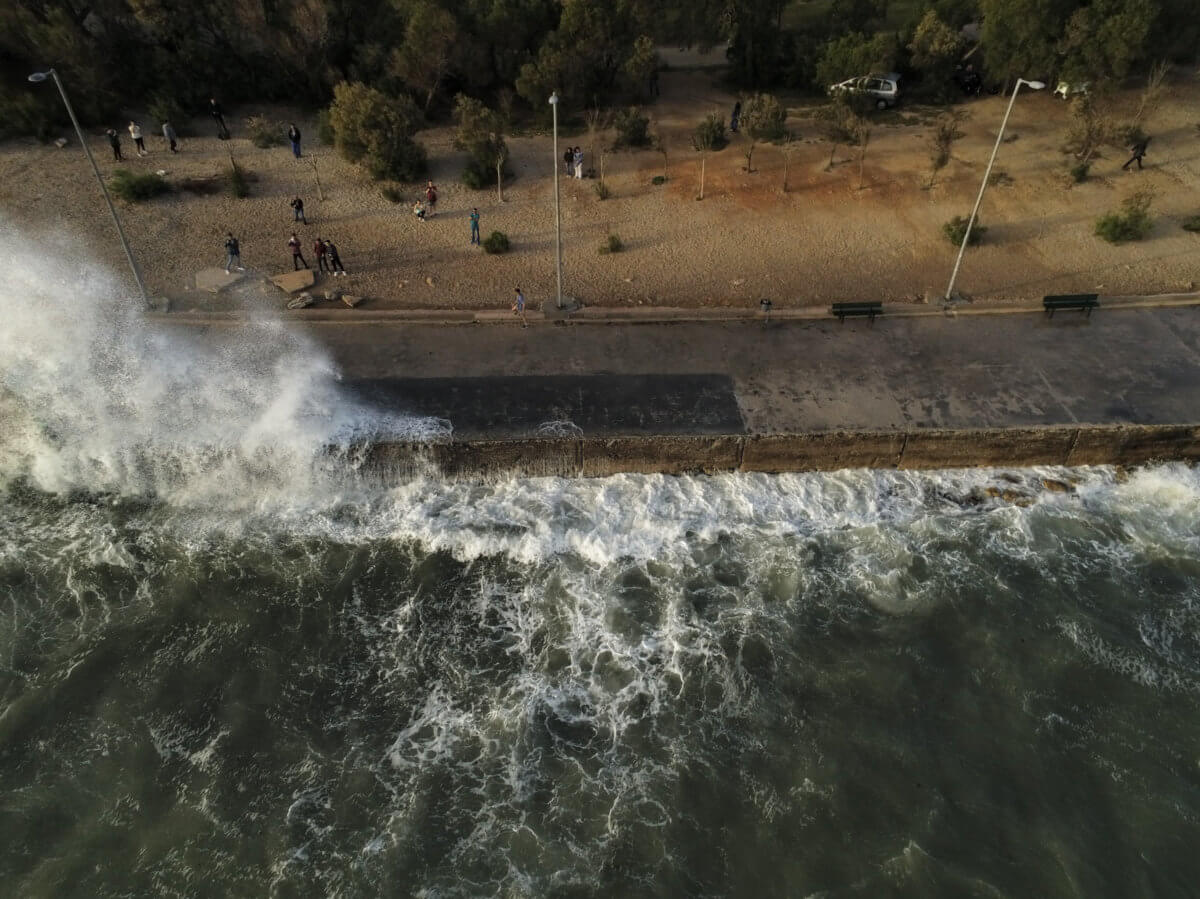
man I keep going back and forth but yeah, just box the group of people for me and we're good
[563,147,585,179]
[106,120,177,160]
[288,234,347,275]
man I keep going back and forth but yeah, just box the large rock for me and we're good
[195,267,245,293]
[342,294,364,308]
[271,269,315,293]
[287,292,314,310]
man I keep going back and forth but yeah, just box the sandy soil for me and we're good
[3,66,1199,311]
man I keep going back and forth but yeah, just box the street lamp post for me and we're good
[549,91,564,310]
[29,68,150,306]
[944,77,1045,303]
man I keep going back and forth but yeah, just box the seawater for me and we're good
[2,231,1200,897]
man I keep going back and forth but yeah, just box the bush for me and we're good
[1095,189,1155,243]
[943,215,986,246]
[652,175,666,185]
[1069,161,1091,183]
[598,233,624,254]
[328,82,427,182]
[461,157,508,190]
[316,109,335,146]
[180,175,222,195]
[694,113,727,151]
[1183,215,1200,233]
[483,231,510,254]
[742,93,788,142]
[381,184,404,203]
[228,162,250,198]
[247,115,284,148]
[593,181,611,200]
[110,169,170,202]
[613,107,651,148]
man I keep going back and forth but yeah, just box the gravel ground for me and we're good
[3,69,1199,311]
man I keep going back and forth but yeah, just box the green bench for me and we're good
[831,301,883,323]
[1043,294,1099,318]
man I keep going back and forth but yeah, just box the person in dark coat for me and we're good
[1122,136,1151,171]
[287,123,301,158]
[210,98,228,138]
[731,101,742,133]
[325,240,346,276]
[106,129,122,161]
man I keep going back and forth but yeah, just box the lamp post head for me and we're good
[1021,79,1046,90]
[28,71,50,83]
[549,92,559,106]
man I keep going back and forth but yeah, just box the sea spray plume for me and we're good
[0,225,439,504]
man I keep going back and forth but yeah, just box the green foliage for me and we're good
[1095,189,1155,243]
[380,184,404,203]
[0,91,58,141]
[1181,215,1200,233]
[1069,161,1092,183]
[907,10,962,101]
[927,110,966,186]
[979,0,1074,87]
[943,215,986,247]
[693,113,727,152]
[612,107,651,148]
[147,96,190,136]
[598,233,624,254]
[228,163,250,198]
[328,82,427,182]
[1064,94,1111,164]
[594,181,611,200]
[652,175,667,185]
[741,93,788,142]
[814,32,899,92]
[453,94,507,169]
[389,1,460,112]
[483,230,510,254]
[1059,0,1156,86]
[110,169,170,202]
[247,116,285,148]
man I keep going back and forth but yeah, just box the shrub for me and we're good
[483,230,510,254]
[110,169,170,202]
[593,181,611,200]
[328,82,427,182]
[381,184,404,203]
[228,162,250,198]
[612,107,650,148]
[1095,189,1155,243]
[652,175,666,185]
[247,115,284,148]
[1069,161,1091,183]
[694,113,727,151]
[1183,215,1200,233]
[598,233,624,254]
[943,215,986,247]
[179,175,222,195]
[742,93,788,142]
[316,109,335,146]
[461,157,508,189]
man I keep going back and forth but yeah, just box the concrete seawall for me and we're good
[362,424,1200,478]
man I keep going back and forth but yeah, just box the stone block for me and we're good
[271,269,315,293]
[195,267,245,293]
[342,294,364,308]
[287,292,314,310]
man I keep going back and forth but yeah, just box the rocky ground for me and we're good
[3,58,1199,312]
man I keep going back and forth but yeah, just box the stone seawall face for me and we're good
[362,425,1200,479]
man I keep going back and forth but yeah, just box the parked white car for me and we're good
[828,73,901,109]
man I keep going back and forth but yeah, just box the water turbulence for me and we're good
[2,237,1200,897]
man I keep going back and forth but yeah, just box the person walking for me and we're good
[469,207,481,245]
[1122,136,1151,171]
[162,120,178,153]
[290,196,307,224]
[314,236,329,273]
[288,233,308,270]
[224,233,245,274]
[326,240,347,276]
[573,146,583,179]
[512,287,527,328]
[106,129,122,161]
[210,98,228,138]
[425,181,438,217]
[287,123,302,158]
[564,147,573,175]
[128,121,147,156]
[730,101,741,134]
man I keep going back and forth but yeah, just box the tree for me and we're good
[979,0,1074,88]
[1058,0,1157,87]
[453,94,509,200]
[1063,93,1111,165]
[390,2,460,113]
[692,112,724,200]
[907,9,963,98]
[328,81,427,181]
[813,32,901,91]
[821,96,867,170]
[780,132,796,192]
[1132,61,1171,127]
[739,92,788,173]
[927,110,967,188]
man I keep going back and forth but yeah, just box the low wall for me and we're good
[360,424,1200,479]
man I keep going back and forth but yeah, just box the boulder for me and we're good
[195,267,245,293]
[271,269,316,293]
[287,292,314,310]
[342,294,364,308]
[324,288,342,301]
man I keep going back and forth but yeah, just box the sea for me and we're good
[2,233,1199,897]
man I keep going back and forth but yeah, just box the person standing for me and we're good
[1123,136,1151,171]
[326,240,347,276]
[210,98,228,138]
[730,101,741,133]
[469,207,481,245]
[290,196,307,224]
[106,129,122,161]
[425,181,438,217]
[224,233,245,274]
[573,146,583,179]
[413,199,427,221]
[162,120,178,153]
[564,147,573,175]
[287,123,302,158]
[314,236,329,273]
[512,287,527,328]
[128,121,147,156]
[288,233,308,270]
